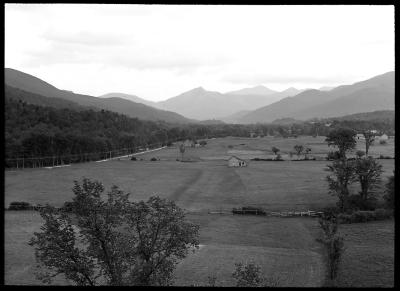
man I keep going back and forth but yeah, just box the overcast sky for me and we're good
[5,4,394,101]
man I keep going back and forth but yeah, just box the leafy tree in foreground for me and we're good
[325,128,357,160]
[29,178,199,286]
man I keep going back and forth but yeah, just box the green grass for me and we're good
[4,136,395,286]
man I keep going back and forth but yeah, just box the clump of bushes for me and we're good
[62,201,75,212]
[130,156,137,161]
[326,151,341,160]
[8,201,33,210]
[150,157,157,161]
[337,208,393,224]
[379,139,387,145]
[379,155,393,159]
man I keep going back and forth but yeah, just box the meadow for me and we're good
[4,136,395,286]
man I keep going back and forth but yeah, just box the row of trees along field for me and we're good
[5,97,394,168]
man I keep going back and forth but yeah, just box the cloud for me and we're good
[42,30,131,47]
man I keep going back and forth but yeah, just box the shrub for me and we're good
[150,157,157,161]
[62,201,75,212]
[130,156,137,161]
[379,139,387,145]
[9,201,32,210]
[375,208,393,220]
[345,195,377,211]
[326,151,341,160]
[351,211,368,223]
[337,213,352,224]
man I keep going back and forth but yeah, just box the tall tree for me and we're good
[353,157,383,201]
[325,128,357,160]
[362,131,375,156]
[293,144,304,157]
[383,173,394,209]
[29,178,199,286]
[325,160,356,211]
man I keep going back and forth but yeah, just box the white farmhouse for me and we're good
[228,156,247,167]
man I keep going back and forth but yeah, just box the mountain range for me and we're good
[5,68,394,125]
[235,71,394,124]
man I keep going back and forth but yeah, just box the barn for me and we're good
[228,156,247,167]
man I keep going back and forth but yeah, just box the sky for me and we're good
[5,4,395,102]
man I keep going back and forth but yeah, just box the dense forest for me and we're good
[5,95,394,168]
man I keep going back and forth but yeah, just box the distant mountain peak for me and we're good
[227,85,277,96]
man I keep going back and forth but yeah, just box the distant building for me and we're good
[228,156,247,167]
[356,133,365,140]
[183,139,194,147]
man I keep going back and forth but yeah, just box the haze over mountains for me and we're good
[5,68,394,125]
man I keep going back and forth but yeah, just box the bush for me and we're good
[345,195,377,211]
[130,156,137,161]
[337,213,352,224]
[62,201,74,212]
[375,208,393,220]
[9,201,33,210]
[379,139,387,145]
[339,209,393,224]
[326,151,341,160]
[150,157,157,161]
[379,155,392,159]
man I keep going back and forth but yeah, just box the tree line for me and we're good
[5,96,394,168]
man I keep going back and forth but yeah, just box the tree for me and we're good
[325,159,356,211]
[353,157,383,201]
[29,178,199,286]
[304,147,311,159]
[294,144,304,157]
[179,143,185,161]
[362,131,375,156]
[325,128,357,160]
[318,216,345,282]
[383,173,394,209]
[271,146,280,156]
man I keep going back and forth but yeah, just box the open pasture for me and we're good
[4,136,395,286]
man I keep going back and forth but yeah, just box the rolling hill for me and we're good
[5,68,194,124]
[98,92,160,108]
[237,71,394,124]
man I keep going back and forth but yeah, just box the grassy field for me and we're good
[4,136,395,286]
[334,220,394,287]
